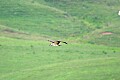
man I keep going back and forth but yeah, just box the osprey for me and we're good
[48,40,67,46]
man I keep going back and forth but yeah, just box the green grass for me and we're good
[0,0,120,80]
[0,0,120,46]
[0,37,120,80]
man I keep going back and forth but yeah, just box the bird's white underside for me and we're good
[50,43,59,46]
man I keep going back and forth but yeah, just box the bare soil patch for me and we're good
[101,32,113,35]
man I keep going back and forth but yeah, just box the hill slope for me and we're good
[0,37,120,80]
[0,0,120,46]
[0,0,120,80]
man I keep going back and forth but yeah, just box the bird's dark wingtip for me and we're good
[63,42,67,44]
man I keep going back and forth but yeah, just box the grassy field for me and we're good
[0,37,120,80]
[0,0,120,80]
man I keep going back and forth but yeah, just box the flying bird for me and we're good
[48,40,67,46]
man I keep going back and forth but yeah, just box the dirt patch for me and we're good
[3,29,15,33]
[101,32,113,35]
[3,29,28,35]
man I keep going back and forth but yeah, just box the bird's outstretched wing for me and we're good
[62,41,67,44]
[48,40,54,43]
[56,41,67,44]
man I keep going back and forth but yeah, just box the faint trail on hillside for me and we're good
[24,0,67,14]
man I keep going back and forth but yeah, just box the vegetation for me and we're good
[0,37,120,80]
[0,0,120,80]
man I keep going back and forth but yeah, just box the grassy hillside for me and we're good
[0,0,119,46]
[0,37,120,80]
[43,0,120,46]
[0,0,120,80]
[0,0,88,38]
